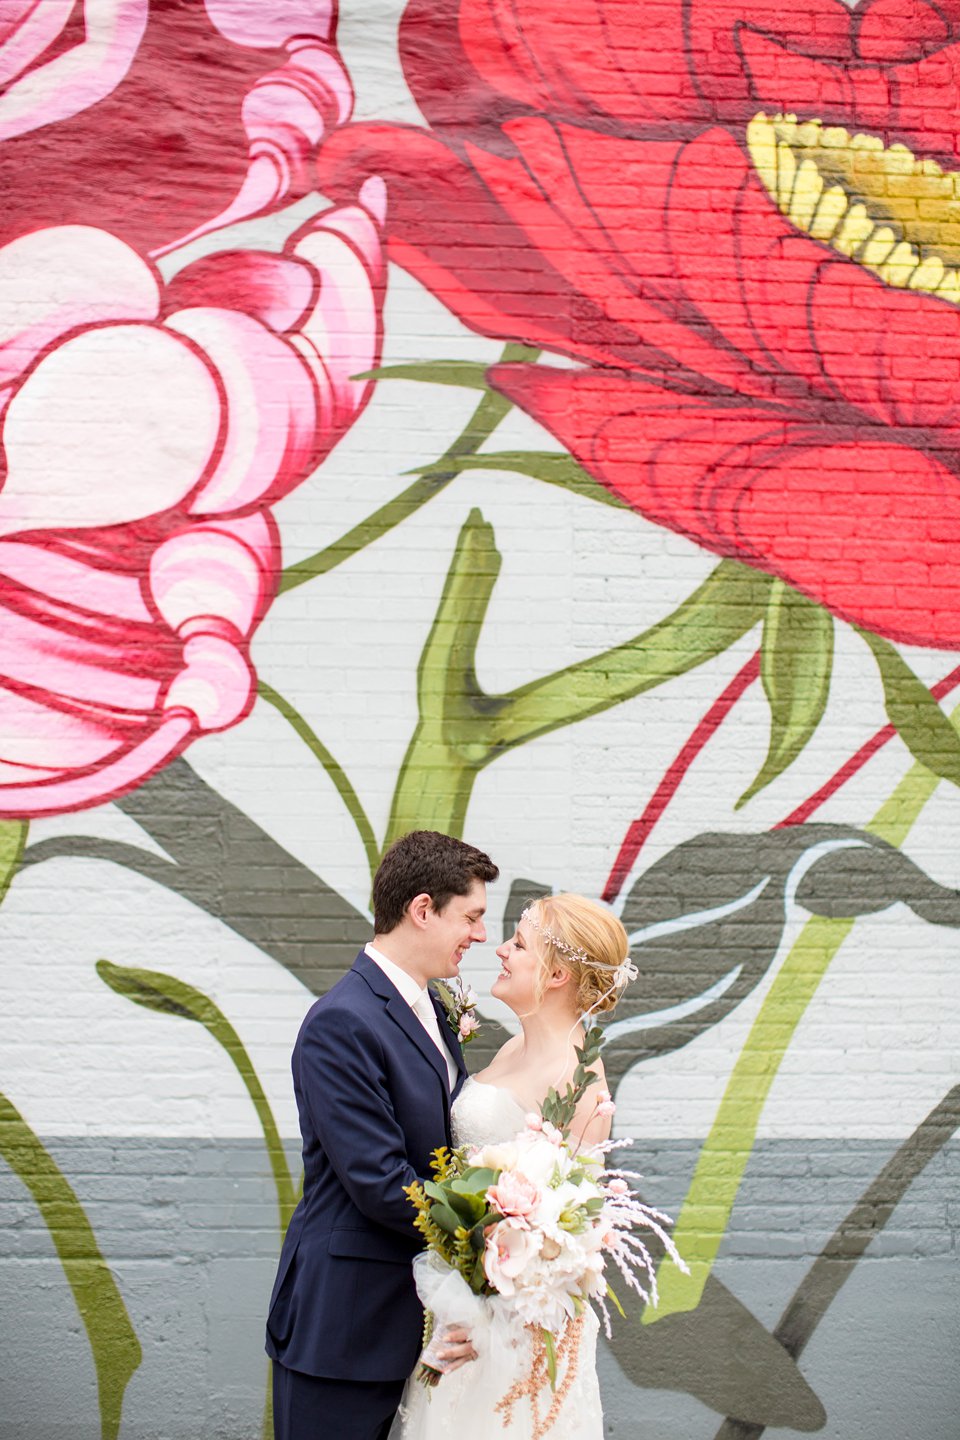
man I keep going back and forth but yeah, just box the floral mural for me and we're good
[0,2,958,1439]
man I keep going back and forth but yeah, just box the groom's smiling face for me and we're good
[423,878,488,982]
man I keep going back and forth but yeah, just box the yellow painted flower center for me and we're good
[747,111,960,304]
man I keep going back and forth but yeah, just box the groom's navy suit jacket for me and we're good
[265,951,468,1382]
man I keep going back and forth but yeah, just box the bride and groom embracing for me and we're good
[265,830,633,1439]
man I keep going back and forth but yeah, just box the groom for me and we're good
[265,829,499,1439]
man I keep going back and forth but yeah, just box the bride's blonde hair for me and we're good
[523,893,631,1016]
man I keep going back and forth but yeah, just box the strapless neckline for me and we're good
[451,1076,529,1150]
[467,1076,529,1114]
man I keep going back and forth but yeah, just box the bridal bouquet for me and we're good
[404,1029,688,1399]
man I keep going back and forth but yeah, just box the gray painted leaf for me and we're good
[603,824,960,1087]
[739,581,833,806]
[607,1270,825,1430]
[503,877,552,939]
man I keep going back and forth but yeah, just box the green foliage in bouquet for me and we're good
[539,1026,605,1134]
[404,1147,501,1295]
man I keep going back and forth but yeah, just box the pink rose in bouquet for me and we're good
[487,1171,542,1226]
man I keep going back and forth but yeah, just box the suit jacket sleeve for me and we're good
[298,1008,424,1239]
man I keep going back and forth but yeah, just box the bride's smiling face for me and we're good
[493,918,547,1016]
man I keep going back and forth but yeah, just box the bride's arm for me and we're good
[566,1068,614,1149]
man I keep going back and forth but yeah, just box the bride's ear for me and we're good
[546,965,571,990]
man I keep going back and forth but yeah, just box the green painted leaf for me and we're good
[281,345,537,596]
[414,451,630,511]
[739,582,834,806]
[258,681,379,890]
[96,961,297,1235]
[384,533,771,845]
[355,345,538,392]
[859,628,960,788]
[353,360,493,388]
[0,1091,141,1440]
[482,560,773,757]
[0,820,26,906]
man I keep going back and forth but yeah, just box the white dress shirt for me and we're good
[364,943,458,1088]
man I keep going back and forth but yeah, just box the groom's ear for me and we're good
[407,892,434,929]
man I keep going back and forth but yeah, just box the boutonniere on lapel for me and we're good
[432,979,481,1045]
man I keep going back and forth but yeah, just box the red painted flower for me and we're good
[318,0,960,648]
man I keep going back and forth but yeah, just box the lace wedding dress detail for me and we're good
[451,1075,528,1148]
[390,1078,604,1440]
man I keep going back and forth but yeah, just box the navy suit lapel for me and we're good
[430,988,468,1094]
[352,952,452,1102]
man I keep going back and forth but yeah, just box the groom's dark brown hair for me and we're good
[373,829,498,933]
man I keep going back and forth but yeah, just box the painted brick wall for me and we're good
[1,2,959,1437]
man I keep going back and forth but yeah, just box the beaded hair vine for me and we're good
[521,905,588,964]
[520,906,639,991]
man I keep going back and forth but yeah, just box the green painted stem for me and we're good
[258,679,380,884]
[483,561,770,754]
[647,718,953,1322]
[385,533,771,847]
[384,509,502,845]
[278,344,538,595]
[0,1092,142,1440]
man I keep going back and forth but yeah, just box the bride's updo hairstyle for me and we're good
[523,894,634,1016]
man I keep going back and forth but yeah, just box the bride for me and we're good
[391,892,634,1440]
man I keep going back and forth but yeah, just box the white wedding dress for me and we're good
[390,1078,603,1439]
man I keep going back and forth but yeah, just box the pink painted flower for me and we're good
[487,1169,541,1225]
[0,183,385,816]
[0,1,353,256]
[606,1179,629,1197]
[594,1090,616,1118]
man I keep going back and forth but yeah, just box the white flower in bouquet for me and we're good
[510,1272,576,1333]
[472,1139,519,1173]
[484,1218,541,1294]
